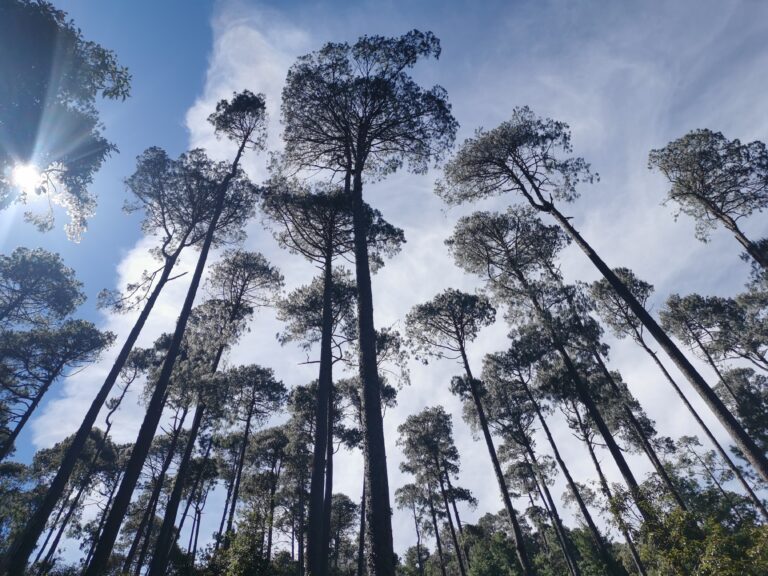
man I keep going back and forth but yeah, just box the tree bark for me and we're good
[547,206,768,483]
[357,478,366,576]
[350,168,394,576]
[322,383,334,564]
[308,253,335,576]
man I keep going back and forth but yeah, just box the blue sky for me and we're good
[4,0,768,559]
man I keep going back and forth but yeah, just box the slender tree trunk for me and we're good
[514,270,654,525]
[520,378,624,575]
[178,435,214,538]
[216,463,236,549]
[522,445,580,576]
[548,276,690,513]
[124,405,189,573]
[308,252,335,576]
[459,349,534,575]
[299,474,306,576]
[322,384,334,564]
[590,343,688,511]
[547,206,768,483]
[148,401,207,575]
[350,168,395,576]
[412,503,424,576]
[1,246,185,575]
[83,467,123,568]
[34,485,75,568]
[0,370,62,461]
[638,339,768,520]
[83,159,235,576]
[574,403,647,576]
[444,474,469,568]
[436,465,467,576]
[720,212,768,271]
[427,492,448,576]
[357,478,366,576]
[267,459,283,563]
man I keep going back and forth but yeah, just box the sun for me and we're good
[11,163,42,194]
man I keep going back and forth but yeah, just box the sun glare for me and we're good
[11,163,42,195]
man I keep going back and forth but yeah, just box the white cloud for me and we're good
[31,0,768,563]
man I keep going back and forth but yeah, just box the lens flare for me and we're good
[11,163,42,194]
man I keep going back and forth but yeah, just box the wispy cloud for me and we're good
[33,0,768,558]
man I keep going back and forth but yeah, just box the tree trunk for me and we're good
[412,502,424,576]
[350,169,395,576]
[267,459,283,563]
[444,474,469,568]
[308,254,335,576]
[459,349,534,575]
[123,406,188,573]
[83,161,233,576]
[574,402,647,576]
[178,435,214,538]
[216,462,236,549]
[521,378,624,575]
[357,478,366,576]
[638,339,768,520]
[522,445,580,576]
[436,465,467,576]
[148,401,207,575]
[0,369,61,461]
[427,492,448,576]
[1,246,184,575]
[590,343,688,511]
[547,206,768,483]
[720,212,768,271]
[514,269,654,525]
[34,484,75,568]
[322,383,334,565]
[83,467,123,568]
[550,276,689,513]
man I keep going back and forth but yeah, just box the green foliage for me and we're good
[649,129,768,242]
[0,0,130,238]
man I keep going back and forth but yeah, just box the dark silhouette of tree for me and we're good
[648,129,768,270]
[0,0,130,238]
[591,268,768,521]
[0,320,113,460]
[395,484,430,576]
[0,247,84,327]
[264,176,403,576]
[148,249,283,575]
[2,100,267,570]
[446,207,656,526]
[82,90,266,576]
[397,406,473,576]
[436,107,768,484]
[483,344,629,576]
[405,289,534,575]
[281,30,457,576]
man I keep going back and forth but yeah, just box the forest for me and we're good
[1,1,767,575]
